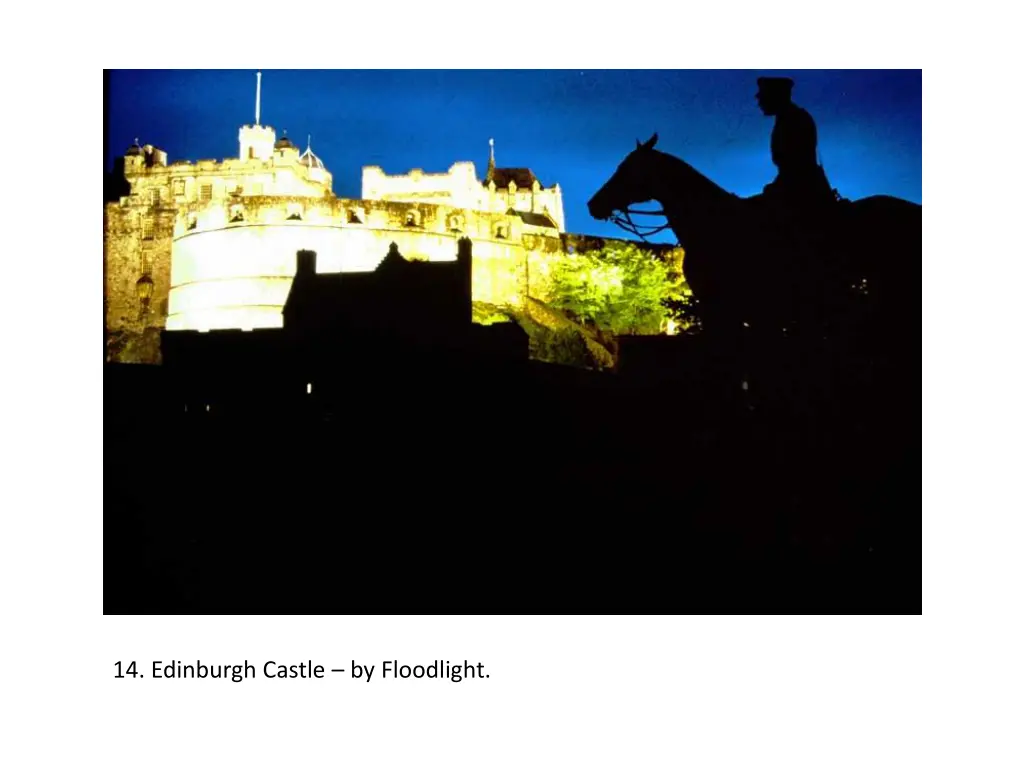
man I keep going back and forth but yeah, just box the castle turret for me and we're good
[274,132,300,162]
[239,71,275,160]
[124,139,145,172]
[298,135,330,187]
[142,144,168,167]
[240,124,275,161]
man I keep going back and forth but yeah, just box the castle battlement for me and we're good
[363,150,566,232]
[170,195,548,247]
[114,142,333,211]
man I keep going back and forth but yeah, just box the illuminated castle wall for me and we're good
[104,118,340,362]
[103,75,662,364]
[362,139,566,231]
[166,194,563,334]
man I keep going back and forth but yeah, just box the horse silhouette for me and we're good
[588,131,921,597]
[588,134,921,371]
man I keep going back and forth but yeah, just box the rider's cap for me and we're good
[757,76,794,97]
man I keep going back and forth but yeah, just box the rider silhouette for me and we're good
[754,77,835,213]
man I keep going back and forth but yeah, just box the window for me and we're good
[171,179,185,196]
[494,223,508,240]
[347,208,363,224]
[229,205,244,223]
[149,188,162,205]
[142,218,154,240]
[199,183,212,202]
[404,211,420,227]
[286,203,303,221]
[186,214,198,231]
[448,215,463,233]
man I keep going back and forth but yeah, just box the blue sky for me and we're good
[107,70,921,241]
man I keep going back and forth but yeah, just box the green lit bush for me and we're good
[547,242,691,335]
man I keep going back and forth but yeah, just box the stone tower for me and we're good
[239,71,276,160]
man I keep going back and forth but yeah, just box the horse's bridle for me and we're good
[610,207,674,244]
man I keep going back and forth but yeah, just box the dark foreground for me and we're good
[104,335,920,614]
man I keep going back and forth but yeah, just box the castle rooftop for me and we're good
[487,167,542,189]
[299,146,325,170]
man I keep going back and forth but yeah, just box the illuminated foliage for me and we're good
[471,302,513,326]
[530,327,597,369]
[661,295,702,334]
[547,242,690,336]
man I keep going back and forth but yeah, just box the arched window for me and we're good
[135,274,154,320]
[448,215,463,233]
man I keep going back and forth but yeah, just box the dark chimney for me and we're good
[457,237,473,325]
[296,250,317,275]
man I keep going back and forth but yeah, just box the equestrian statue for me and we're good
[588,77,921,396]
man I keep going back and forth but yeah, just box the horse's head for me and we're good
[588,133,661,221]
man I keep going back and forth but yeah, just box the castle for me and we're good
[103,72,673,364]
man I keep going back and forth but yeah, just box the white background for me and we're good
[2,1,1024,765]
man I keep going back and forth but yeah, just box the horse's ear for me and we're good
[643,133,659,150]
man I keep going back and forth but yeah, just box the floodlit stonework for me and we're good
[103,75,675,364]
[362,138,566,231]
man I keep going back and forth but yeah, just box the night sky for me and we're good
[107,70,921,242]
